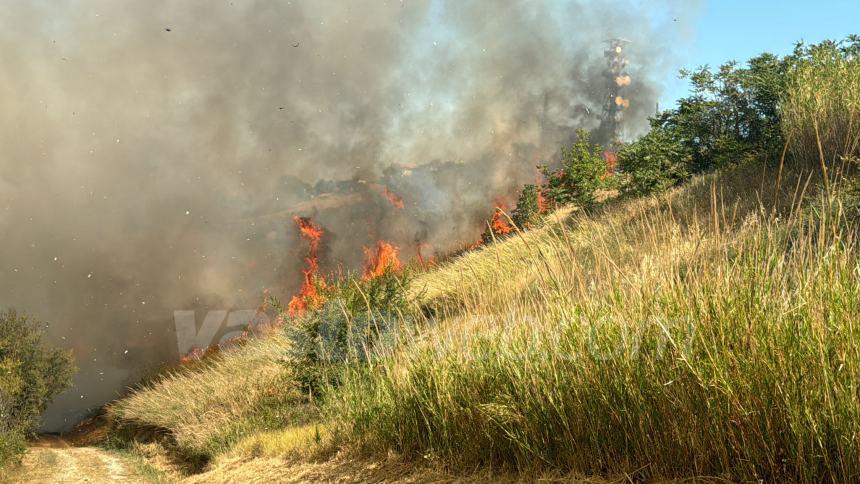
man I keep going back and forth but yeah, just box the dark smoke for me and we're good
[0,0,697,430]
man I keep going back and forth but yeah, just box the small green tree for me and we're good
[618,125,692,195]
[541,129,608,208]
[511,183,542,228]
[0,310,75,467]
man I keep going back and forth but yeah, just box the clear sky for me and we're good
[662,0,859,105]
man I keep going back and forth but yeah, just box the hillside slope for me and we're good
[105,155,859,481]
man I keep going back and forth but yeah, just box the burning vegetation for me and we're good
[490,204,514,236]
[363,241,402,280]
[287,216,327,317]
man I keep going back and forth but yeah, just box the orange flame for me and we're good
[603,150,618,175]
[615,75,631,87]
[491,203,513,235]
[382,186,405,209]
[362,241,402,280]
[288,216,326,316]
[614,96,630,109]
[536,187,548,214]
[369,183,405,209]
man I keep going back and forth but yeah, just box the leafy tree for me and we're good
[618,124,692,195]
[511,183,542,228]
[0,310,75,467]
[669,54,787,172]
[541,129,609,208]
[615,53,789,198]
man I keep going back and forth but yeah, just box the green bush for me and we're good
[0,310,75,467]
[615,52,788,198]
[618,125,692,195]
[283,268,410,396]
[540,129,609,208]
[511,184,542,228]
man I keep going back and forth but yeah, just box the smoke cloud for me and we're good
[0,0,696,430]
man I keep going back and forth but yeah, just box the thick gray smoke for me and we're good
[0,0,696,430]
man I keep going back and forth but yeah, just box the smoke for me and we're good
[0,0,697,430]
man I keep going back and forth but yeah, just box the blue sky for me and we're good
[662,0,859,105]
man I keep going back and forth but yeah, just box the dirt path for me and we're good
[15,440,146,484]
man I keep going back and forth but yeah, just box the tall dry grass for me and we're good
[328,161,860,481]
[782,39,860,173]
[107,334,309,459]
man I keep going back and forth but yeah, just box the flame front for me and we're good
[288,216,326,316]
[363,241,402,280]
[491,203,513,235]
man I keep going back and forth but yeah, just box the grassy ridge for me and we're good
[329,164,859,481]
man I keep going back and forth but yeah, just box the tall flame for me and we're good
[288,216,326,316]
[491,203,513,235]
[362,241,402,280]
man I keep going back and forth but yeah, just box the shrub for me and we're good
[540,129,609,208]
[674,55,787,171]
[0,310,75,467]
[618,125,692,195]
[511,183,542,228]
[284,268,410,396]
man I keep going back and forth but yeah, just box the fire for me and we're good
[294,215,323,251]
[382,186,405,209]
[491,203,513,235]
[369,183,405,209]
[363,241,402,280]
[287,216,326,316]
[614,96,630,108]
[603,150,618,174]
[615,75,631,87]
[415,243,435,266]
[536,187,548,214]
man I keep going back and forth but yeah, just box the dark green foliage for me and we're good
[618,125,692,195]
[673,55,787,171]
[540,129,609,208]
[613,53,789,197]
[284,269,410,396]
[0,310,75,467]
[511,184,541,228]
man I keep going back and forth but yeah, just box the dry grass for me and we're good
[329,160,860,481]
[107,333,302,458]
[782,40,860,168]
